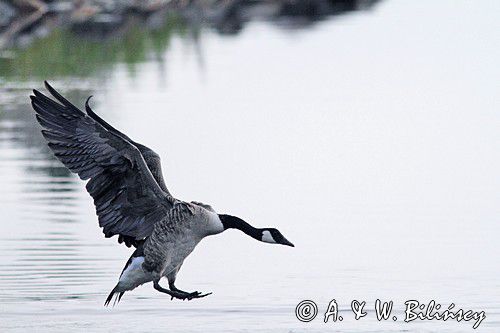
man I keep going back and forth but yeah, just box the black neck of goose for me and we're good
[219,214,261,241]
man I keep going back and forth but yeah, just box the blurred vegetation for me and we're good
[0,13,189,81]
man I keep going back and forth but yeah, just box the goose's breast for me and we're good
[163,236,199,273]
[191,210,224,237]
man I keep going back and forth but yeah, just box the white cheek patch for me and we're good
[261,230,276,244]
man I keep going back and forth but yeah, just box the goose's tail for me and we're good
[104,285,125,307]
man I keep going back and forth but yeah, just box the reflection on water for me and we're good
[0,99,111,304]
[1,0,500,332]
[0,13,188,80]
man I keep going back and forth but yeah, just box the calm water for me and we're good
[0,1,499,332]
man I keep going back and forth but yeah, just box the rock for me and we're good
[0,1,18,30]
[130,0,172,13]
[70,4,101,23]
[47,1,74,13]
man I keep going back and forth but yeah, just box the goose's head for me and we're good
[260,228,295,247]
[218,214,294,247]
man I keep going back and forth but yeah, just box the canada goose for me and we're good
[30,81,294,306]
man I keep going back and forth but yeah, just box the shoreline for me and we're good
[0,0,381,50]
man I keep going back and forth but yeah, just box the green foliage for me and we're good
[0,14,189,81]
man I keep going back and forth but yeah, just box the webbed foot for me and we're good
[154,280,212,301]
[173,291,212,301]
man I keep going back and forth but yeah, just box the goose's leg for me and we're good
[168,279,212,300]
[166,270,211,300]
[153,280,211,301]
[153,280,190,300]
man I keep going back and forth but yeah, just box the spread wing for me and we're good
[84,97,172,197]
[30,81,175,247]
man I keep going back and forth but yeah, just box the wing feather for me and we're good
[84,96,172,196]
[30,81,175,247]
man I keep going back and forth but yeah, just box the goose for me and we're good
[30,81,294,306]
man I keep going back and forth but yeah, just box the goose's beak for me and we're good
[281,237,295,247]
